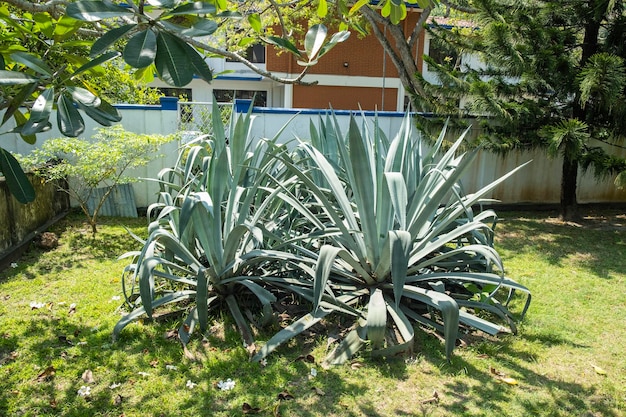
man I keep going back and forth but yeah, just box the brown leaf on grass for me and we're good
[311,387,326,396]
[36,366,56,382]
[421,390,440,404]
[350,361,364,370]
[114,394,123,406]
[150,359,159,368]
[277,390,295,401]
[0,350,18,365]
[245,343,257,357]
[490,366,519,385]
[242,402,261,414]
[294,354,315,363]
[164,329,178,340]
[82,369,95,384]
[183,344,198,361]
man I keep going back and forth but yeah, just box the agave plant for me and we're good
[253,113,532,364]
[113,103,305,346]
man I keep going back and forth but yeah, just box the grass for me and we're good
[0,210,625,417]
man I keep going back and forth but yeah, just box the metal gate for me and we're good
[177,101,233,137]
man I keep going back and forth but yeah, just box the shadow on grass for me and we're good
[496,210,626,278]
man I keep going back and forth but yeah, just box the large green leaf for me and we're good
[57,93,85,137]
[1,82,37,125]
[10,52,53,76]
[66,1,133,22]
[166,2,217,16]
[264,36,302,59]
[123,29,157,68]
[180,40,213,83]
[252,311,329,362]
[66,86,100,107]
[77,98,122,126]
[90,24,136,57]
[21,87,54,135]
[304,24,327,61]
[0,71,38,85]
[113,290,196,341]
[155,32,194,86]
[0,148,35,204]
[72,51,121,78]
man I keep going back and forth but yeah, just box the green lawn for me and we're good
[0,210,624,417]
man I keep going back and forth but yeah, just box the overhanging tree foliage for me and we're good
[0,0,351,203]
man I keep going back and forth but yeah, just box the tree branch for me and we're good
[440,0,478,14]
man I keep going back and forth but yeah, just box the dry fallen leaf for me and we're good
[183,345,198,361]
[114,394,124,406]
[499,377,519,385]
[421,390,440,404]
[245,343,257,357]
[36,366,56,382]
[311,387,326,396]
[277,390,295,401]
[242,402,261,414]
[150,359,159,368]
[591,365,607,375]
[350,361,364,370]
[164,329,178,340]
[82,369,95,384]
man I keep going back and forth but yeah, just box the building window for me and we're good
[213,89,267,106]
[226,44,265,63]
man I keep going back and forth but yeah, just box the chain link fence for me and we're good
[177,102,233,138]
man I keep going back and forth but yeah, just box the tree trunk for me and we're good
[560,154,580,221]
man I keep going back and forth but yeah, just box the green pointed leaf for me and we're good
[179,38,213,83]
[155,32,194,86]
[57,94,85,137]
[33,13,54,38]
[21,87,54,135]
[179,18,218,37]
[123,29,157,68]
[66,1,133,22]
[10,52,53,76]
[349,0,370,15]
[248,13,261,33]
[264,36,302,58]
[0,148,35,204]
[317,0,328,17]
[53,15,84,39]
[66,86,100,107]
[167,2,217,16]
[77,98,122,126]
[326,327,366,365]
[0,71,39,85]
[112,291,196,341]
[72,51,121,78]
[252,311,328,362]
[2,82,37,125]
[304,24,327,60]
[12,110,36,144]
[317,31,351,60]
[90,24,135,57]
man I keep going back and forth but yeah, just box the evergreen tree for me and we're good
[420,0,626,220]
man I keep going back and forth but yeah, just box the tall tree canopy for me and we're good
[416,0,626,220]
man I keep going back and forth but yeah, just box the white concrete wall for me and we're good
[5,100,626,208]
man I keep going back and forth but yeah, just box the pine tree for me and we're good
[421,0,626,220]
